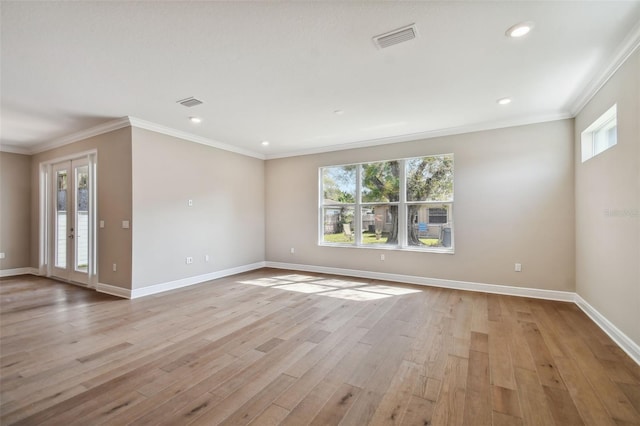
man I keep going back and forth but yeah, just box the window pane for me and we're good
[322,166,356,204]
[594,125,617,156]
[362,161,400,202]
[581,104,617,162]
[55,170,67,268]
[322,206,355,244]
[75,165,89,272]
[361,205,398,245]
[407,204,452,247]
[406,155,453,202]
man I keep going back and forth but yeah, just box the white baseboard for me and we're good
[128,261,267,299]
[6,260,638,365]
[265,261,575,302]
[0,267,39,278]
[96,282,132,299]
[574,295,640,365]
[266,261,639,365]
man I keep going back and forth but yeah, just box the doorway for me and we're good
[42,153,97,286]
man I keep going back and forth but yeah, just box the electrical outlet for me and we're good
[112,263,117,272]
[515,263,522,272]
[99,220,105,228]
[188,199,193,207]
[0,252,5,259]
[205,254,210,262]
[186,257,193,264]
[290,247,295,254]
[380,254,385,261]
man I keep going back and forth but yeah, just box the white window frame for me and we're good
[319,155,454,254]
[581,104,617,162]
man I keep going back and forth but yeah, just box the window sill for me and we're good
[318,242,455,254]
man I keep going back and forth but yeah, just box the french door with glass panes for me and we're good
[50,158,93,285]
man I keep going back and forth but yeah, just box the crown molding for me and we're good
[0,144,31,155]
[17,116,266,159]
[28,117,131,155]
[570,20,640,117]
[264,112,573,160]
[0,112,573,161]
[127,117,265,160]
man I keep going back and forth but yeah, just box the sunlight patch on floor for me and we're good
[363,285,421,295]
[273,274,318,282]
[324,288,391,301]
[237,278,292,287]
[273,283,336,294]
[311,279,362,288]
[238,274,421,301]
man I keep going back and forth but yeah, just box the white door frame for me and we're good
[39,151,97,288]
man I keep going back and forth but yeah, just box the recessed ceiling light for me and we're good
[334,110,344,115]
[506,22,534,38]
[497,97,512,105]
[261,141,270,146]
[189,117,202,123]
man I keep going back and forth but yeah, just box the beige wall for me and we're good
[30,128,133,289]
[575,49,639,345]
[266,119,575,291]
[130,128,265,289]
[0,152,32,270]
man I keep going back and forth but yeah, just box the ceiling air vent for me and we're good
[373,24,417,49]
[177,97,203,107]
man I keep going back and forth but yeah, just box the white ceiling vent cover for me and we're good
[373,24,417,49]
[177,97,203,107]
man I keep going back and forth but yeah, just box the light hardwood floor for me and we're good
[1,269,639,425]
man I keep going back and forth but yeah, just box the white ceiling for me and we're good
[1,1,639,158]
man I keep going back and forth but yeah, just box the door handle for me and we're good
[68,234,74,239]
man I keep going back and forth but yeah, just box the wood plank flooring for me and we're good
[1,269,639,425]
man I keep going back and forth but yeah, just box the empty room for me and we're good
[1,1,639,425]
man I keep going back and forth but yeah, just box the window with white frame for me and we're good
[320,154,454,252]
[581,104,617,162]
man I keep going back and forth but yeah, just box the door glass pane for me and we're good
[75,165,89,272]
[55,170,67,268]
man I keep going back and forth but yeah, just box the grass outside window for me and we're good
[323,232,440,246]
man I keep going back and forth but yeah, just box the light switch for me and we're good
[122,220,130,229]
[100,220,105,228]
